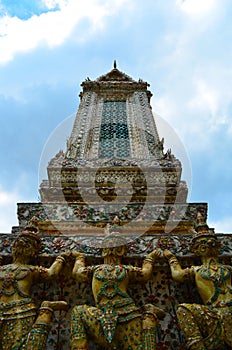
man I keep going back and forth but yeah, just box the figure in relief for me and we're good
[164,216,232,350]
[70,228,165,350]
[0,221,69,350]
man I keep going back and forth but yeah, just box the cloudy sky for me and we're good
[0,0,232,233]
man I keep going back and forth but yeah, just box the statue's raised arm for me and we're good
[127,248,162,283]
[163,249,195,283]
[72,251,93,283]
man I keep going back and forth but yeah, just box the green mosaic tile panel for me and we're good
[99,101,131,158]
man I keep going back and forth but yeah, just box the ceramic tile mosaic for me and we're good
[99,100,131,158]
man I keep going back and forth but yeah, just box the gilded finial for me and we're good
[113,60,117,69]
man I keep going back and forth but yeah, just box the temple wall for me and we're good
[1,233,231,350]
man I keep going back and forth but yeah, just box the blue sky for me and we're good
[0,0,232,233]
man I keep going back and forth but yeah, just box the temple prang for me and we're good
[18,64,203,236]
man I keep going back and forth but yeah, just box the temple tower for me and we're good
[17,62,206,237]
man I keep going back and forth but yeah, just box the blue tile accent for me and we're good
[99,101,131,158]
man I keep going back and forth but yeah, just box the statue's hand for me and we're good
[163,250,176,260]
[59,251,73,265]
[71,251,85,260]
[144,249,162,265]
[149,249,162,259]
[55,251,72,266]
[60,251,71,258]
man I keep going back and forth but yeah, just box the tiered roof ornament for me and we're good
[97,60,134,81]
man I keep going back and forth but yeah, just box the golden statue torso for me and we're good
[0,264,46,303]
[92,264,130,304]
[193,261,232,306]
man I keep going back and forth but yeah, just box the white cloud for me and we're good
[189,79,219,117]
[0,171,38,233]
[177,0,219,17]
[0,0,128,65]
[153,60,232,150]
[210,216,232,234]
[0,187,21,233]
[42,0,68,9]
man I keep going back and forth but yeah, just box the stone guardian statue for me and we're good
[0,222,69,349]
[164,218,232,350]
[70,231,165,350]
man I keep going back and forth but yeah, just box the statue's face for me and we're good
[13,236,39,259]
[102,245,127,258]
[193,237,219,256]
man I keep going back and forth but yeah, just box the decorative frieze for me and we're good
[1,233,231,258]
[17,202,207,232]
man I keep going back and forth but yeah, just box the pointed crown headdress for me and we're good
[101,216,128,249]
